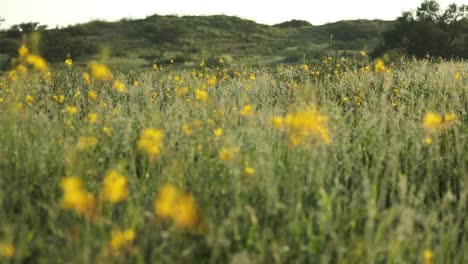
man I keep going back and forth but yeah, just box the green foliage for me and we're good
[376,0,468,58]
[0,58,466,263]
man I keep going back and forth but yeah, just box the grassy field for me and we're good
[0,49,467,263]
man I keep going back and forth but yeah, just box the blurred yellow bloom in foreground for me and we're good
[60,176,96,218]
[110,229,135,251]
[88,113,98,124]
[213,128,223,137]
[245,166,255,175]
[154,184,200,230]
[26,54,48,72]
[195,89,208,103]
[101,170,128,203]
[137,128,164,158]
[278,108,331,146]
[18,45,29,57]
[0,243,15,258]
[89,62,112,81]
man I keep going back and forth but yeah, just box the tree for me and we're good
[374,0,468,58]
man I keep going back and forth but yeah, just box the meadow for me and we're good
[0,48,466,263]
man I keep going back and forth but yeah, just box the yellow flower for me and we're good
[281,108,331,146]
[82,72,91,84]
[240,105,254,117]
[152,63,159,71]
[154,184,180,220]
[26,54,48,72]
[60,176,96,218]
[18,45,29,57]
[89,62,112,81]
[374,59,387,73]
[195,89,208,103]
[423,111,442,132]
[271,116,284,129]
[423,250,433,264]
[172,194,199,229]
[249,73,256,80]
[25,95,34,105]
[454,72,461,80]
[101,170,128,203]
[443,112,456,123]
[113,80,126,92]
[391,101,398,108]
[302,64,310,71]
[65,58,73,66]
[0,243,15,258]
[53,95,65,104]
[87,90,97,101]
[88,113,98,124]
[75,136,98,151]
[213,128,223,137]
[65,106,78,115]
[0,98,4,104]
[360,50,367,57]
[110,229,135,251]
[154,184,200,229]
[182,123,192,136]
[137,128,164,158]
[424,136,433,145]
[103,126,111,135]
[219,147,240,162]
[244,166,255,175]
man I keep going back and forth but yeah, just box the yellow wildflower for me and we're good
[240,105,254,117]
[245,167,255,175]
[53,95,65,104]
[88,113,98,124]
[281,108,331,146]
[424,136,433,145]
[153,63,159,71]
[89,62,112,81]
[423,111,443,132]
[0,243,15,258]
[88,90,97,101]
[391,101,398,108]
[213,128,223,137]
[103,126,111,135]
[195,89,208,103]
[26,54,48,72]
[249,73,256,80]
[110,229,135,251]
[271,116,284,129]
[360,50,367,57]
[454,72,461,80]
[182,123,192,136]
[75,136,98,151]
[219,147,240,162]
[423,250,433,264]
[18,45,29,57]
[154,184,200,229]
[65,106,78,115]
[137,128,164,158]
[374,59,387,73]
[113,80,126,92]
[25,95,34,105]
[82,72,91,84]
[101,170,128,203]
[65,58,73,66]
[444,112,456,123]
[60,176,96,218]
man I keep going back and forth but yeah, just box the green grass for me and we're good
[0,57,466,263]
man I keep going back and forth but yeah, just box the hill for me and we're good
[0,15,392,68]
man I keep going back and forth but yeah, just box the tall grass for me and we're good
[0,56,466,263]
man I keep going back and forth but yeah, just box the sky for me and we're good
[1,0,466,29]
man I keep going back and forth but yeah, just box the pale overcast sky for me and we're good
[1,0,466,29]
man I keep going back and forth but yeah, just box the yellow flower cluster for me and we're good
[109,229,135,251]
[154,184,200,229]
[219,147,240,161]
[100,170,129,203]
[137,128,164,158]
[374,59,387,74]
[60,177,96,218]
[75,136,98,151]
[422,111,456,144]
[273,108,331,146]
[88,62,112,81]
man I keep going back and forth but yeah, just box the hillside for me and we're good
[0,15,392,68]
